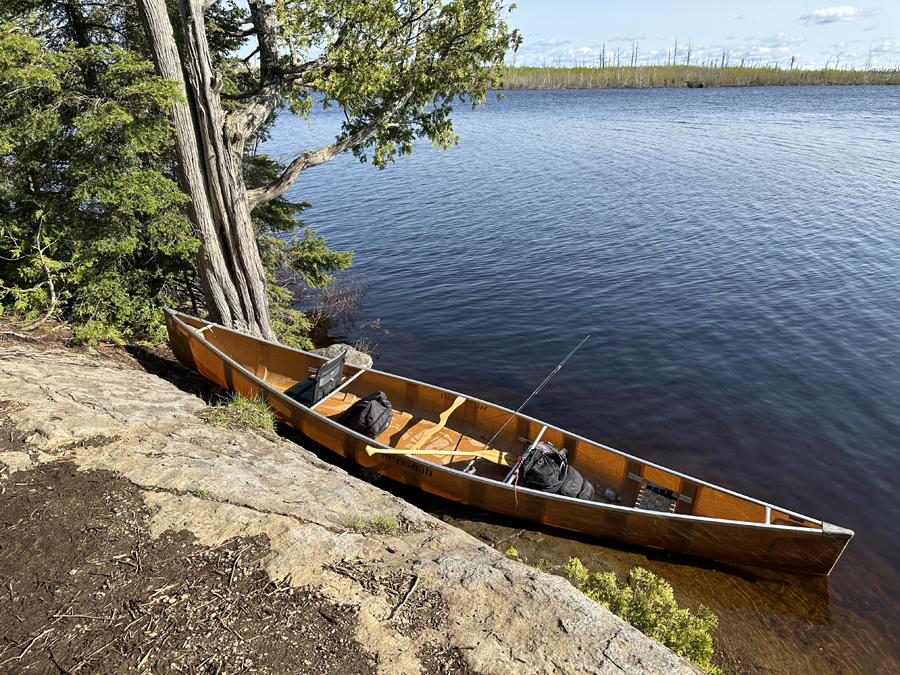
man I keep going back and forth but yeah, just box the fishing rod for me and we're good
[480,334,591,454]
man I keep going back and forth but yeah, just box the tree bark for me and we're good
[138,0,277,340]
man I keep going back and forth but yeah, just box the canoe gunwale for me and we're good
[164,309,843,537]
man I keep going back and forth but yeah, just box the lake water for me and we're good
[269,86,900,673]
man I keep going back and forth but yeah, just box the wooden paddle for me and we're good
[364,445,519,467]
[407,395,467,451]
[364,395,518,467]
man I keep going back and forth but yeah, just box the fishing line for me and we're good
[481,335,590,452]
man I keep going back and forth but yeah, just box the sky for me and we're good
[507,1,900,69]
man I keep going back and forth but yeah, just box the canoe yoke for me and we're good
[410,395,466,451]
[284,351,346,406]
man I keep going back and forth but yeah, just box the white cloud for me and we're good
[757,33,805,48]
[871,40,900,54]
[798,7,876,25]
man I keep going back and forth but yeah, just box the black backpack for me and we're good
[339,391,393,438]
[522,442,594,501]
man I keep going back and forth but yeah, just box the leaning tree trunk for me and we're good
[138,0,277,341]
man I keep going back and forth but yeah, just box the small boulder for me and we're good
[311,344,373,369]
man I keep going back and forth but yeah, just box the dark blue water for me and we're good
[269,86,900,671]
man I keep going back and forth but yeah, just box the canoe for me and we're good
[164,309,853,575]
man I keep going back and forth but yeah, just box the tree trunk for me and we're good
[138,0,277,340]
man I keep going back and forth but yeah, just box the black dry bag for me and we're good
[522,441,594,501]
[339,391,393,438]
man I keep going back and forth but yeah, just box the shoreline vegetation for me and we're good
[504,547,722,674]
[500,64,900,89]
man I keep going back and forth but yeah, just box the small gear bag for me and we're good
[338,391,393,438]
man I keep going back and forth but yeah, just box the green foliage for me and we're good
[343,513,369,531]
[533,558,553,573]
[0,21,195,343]
[562,556,589,585]
[1,0,520,346]
[564,559,721,674]
[277,0,520,168]
[207,392,276,433]
[504,546,553,573]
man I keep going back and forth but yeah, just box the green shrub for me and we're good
[564,560,721,674]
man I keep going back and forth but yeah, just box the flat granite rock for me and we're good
[0,344,702,675]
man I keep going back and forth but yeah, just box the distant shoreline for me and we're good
[500,64,900,89]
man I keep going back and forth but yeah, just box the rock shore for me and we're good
[0,342,701,674]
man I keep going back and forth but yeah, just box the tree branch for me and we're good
[220,26,256,38]
[231,54,331,139]
[246,93,412,210]
[20,216,58,332]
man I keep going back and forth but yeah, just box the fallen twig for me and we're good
[0,628,55,665]
[386,574,419,621]
[229,548,248,586]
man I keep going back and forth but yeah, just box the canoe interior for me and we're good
[172,312,823,532]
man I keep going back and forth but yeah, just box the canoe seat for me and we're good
[627,472,690,513]
[635,484,678,513]
[284,351,345,406]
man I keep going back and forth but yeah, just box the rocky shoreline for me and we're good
[0,333,701,674]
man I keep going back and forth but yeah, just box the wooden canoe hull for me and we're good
[164,309,852,576]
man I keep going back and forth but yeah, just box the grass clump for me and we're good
[563,559,721,674]
[343,514,369,531]
[371,514,399,533]
[343,513,399,534]
[207,392,276,434]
